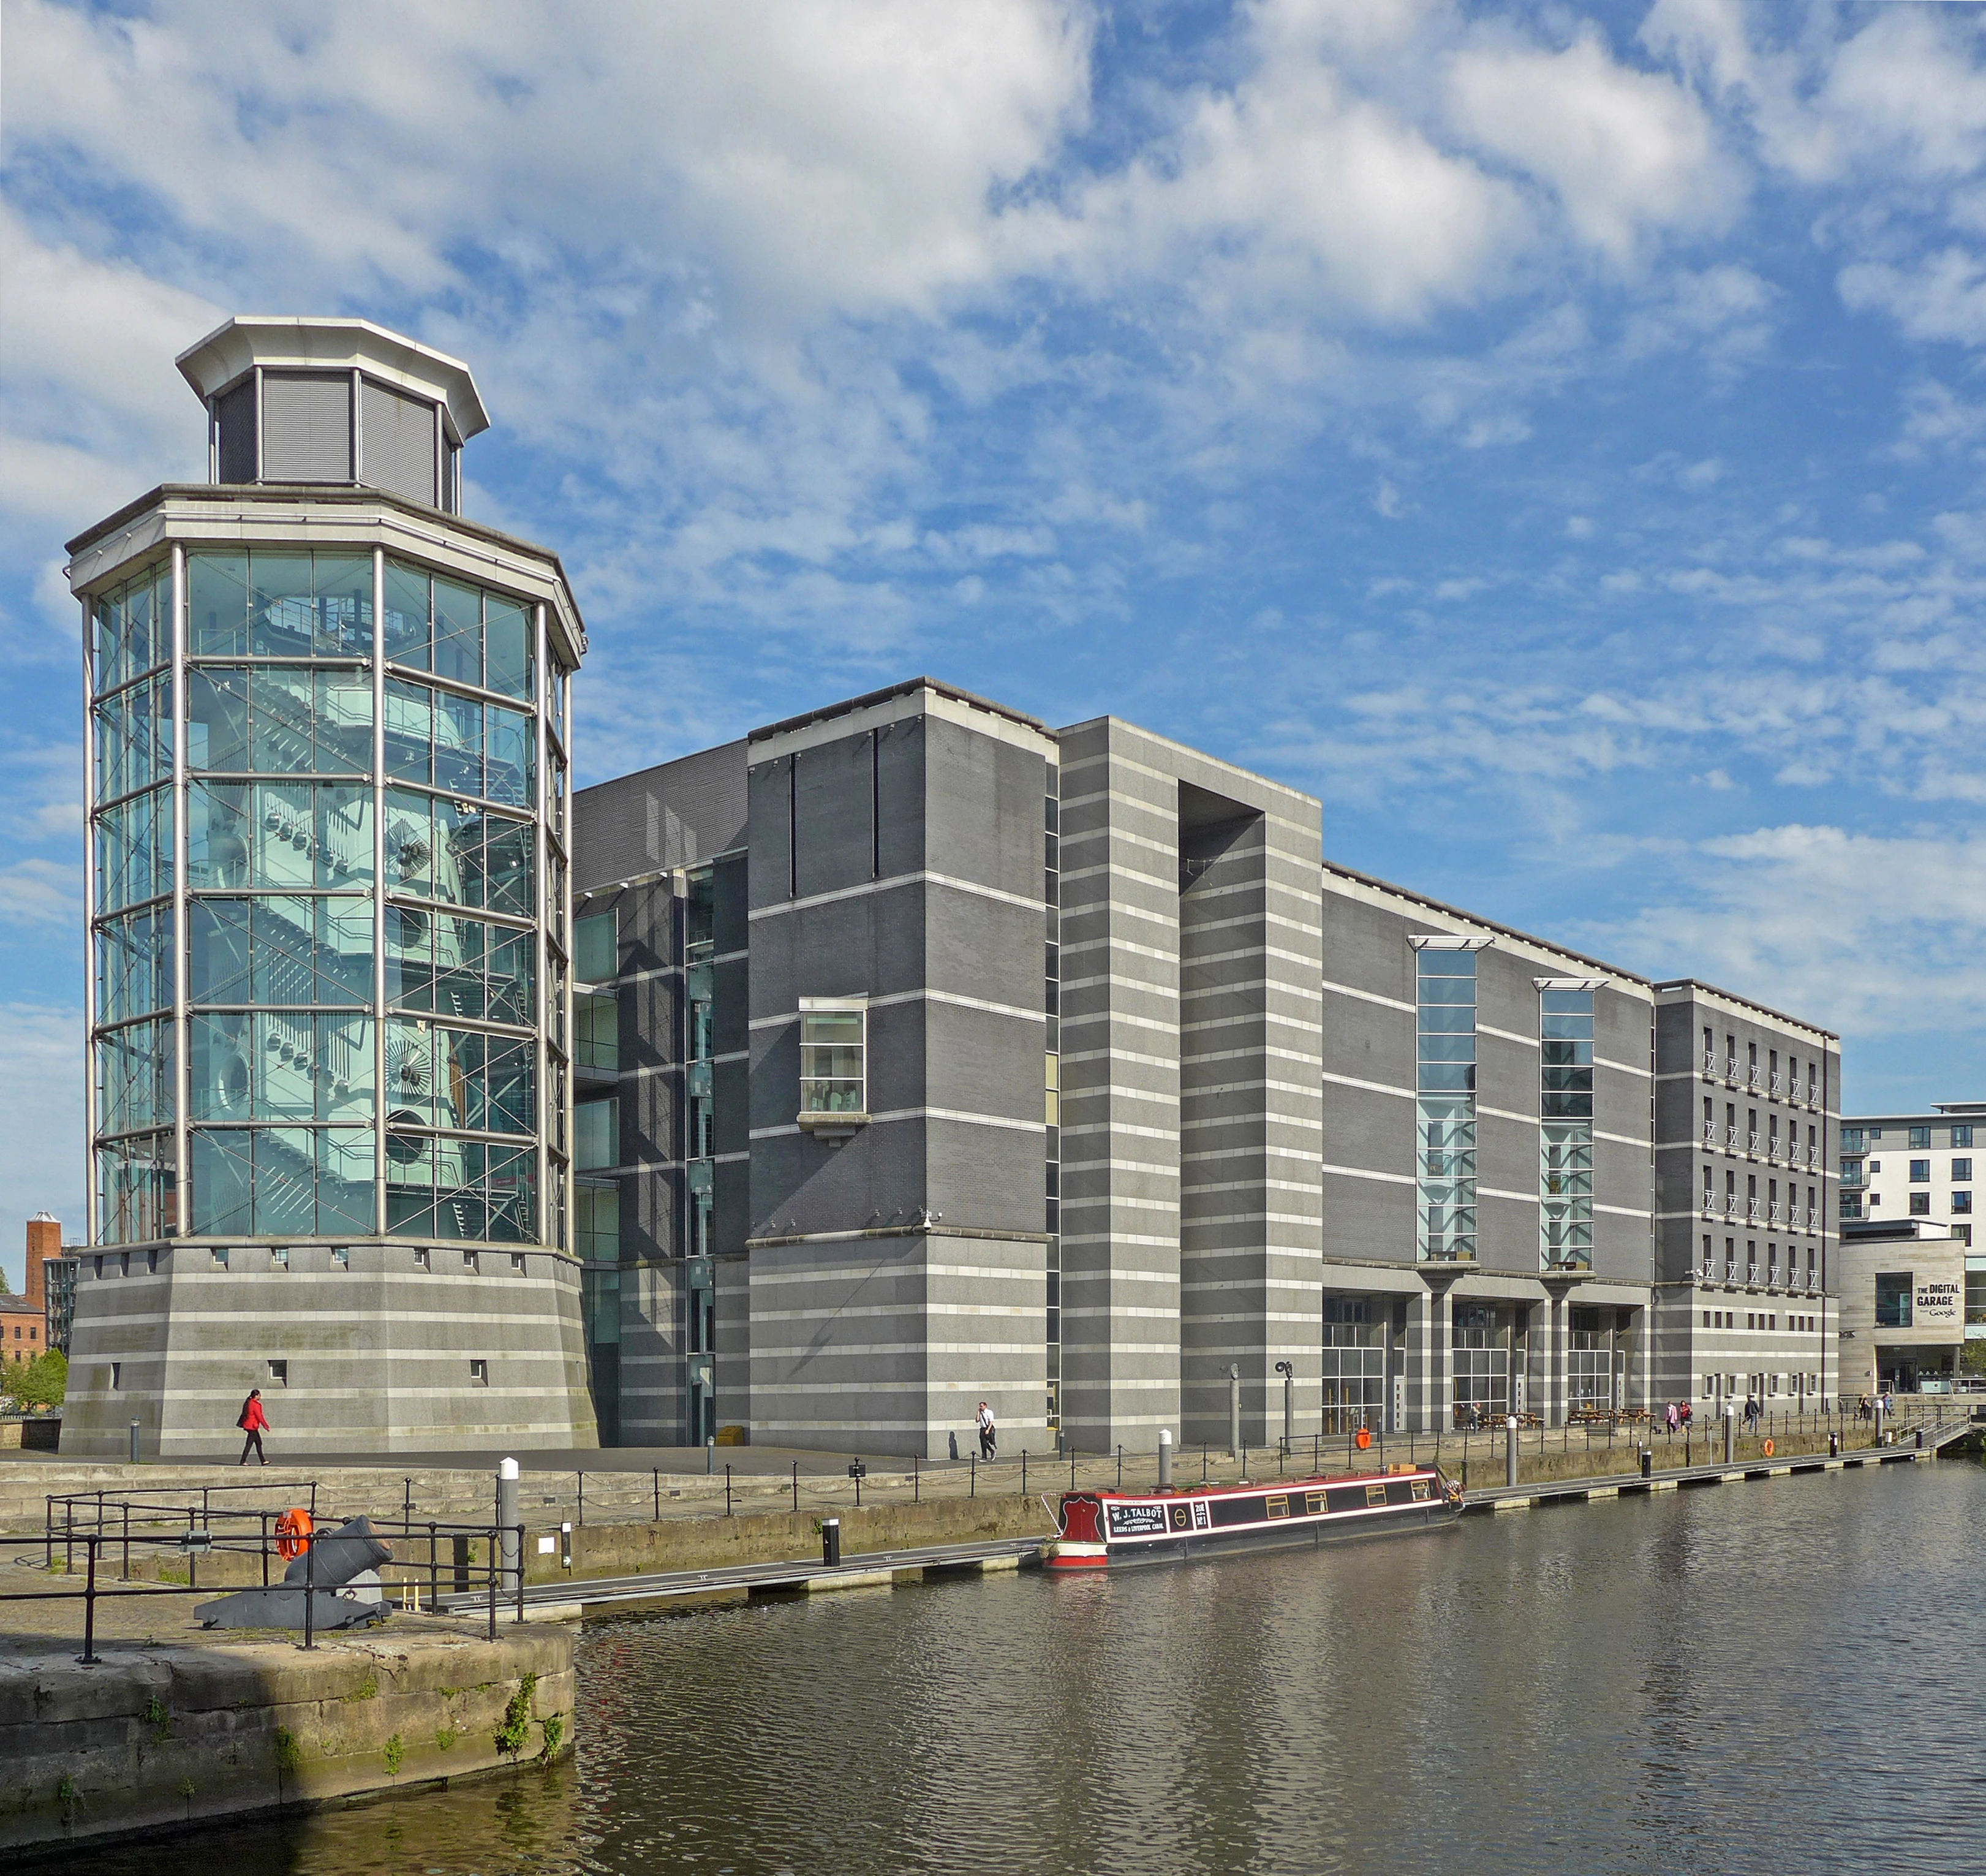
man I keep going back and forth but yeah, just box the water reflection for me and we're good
[114,1459,1984,1875]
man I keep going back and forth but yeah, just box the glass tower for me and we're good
[69,317,594,1455]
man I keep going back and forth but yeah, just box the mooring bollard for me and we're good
[821,1517,841,1567]
[1829,1429,1840,1458]
[1506,1416,1519,1489]
[1158,1428,1173,1491]
[1640,1447,1653,1480]
[497,1456,520,1597]
[1723,1408,1736,1466]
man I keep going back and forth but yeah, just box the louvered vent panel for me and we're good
[216,379,258,483]
[360,378,437,506]
[261,371,352,482]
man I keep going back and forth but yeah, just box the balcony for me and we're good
[1726,1125,1742,1151]
[1724,1261,1739,1285]
[1745,1264,1761,1288]
[1726,1059,1741,1084]
[1702,1123,1720,1148]
[1747,1067,1764,1091]
[1768,1201,1784,1225]
[1701,1049,1720,1076]
[1700,1193,1719,1220]
[1745,1200,1762,1224]
[1770,1072,1785,1099]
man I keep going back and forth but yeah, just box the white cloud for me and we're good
[1840,248,1986,348]
[1448,27,1737,260]
[0,1005,85,1290]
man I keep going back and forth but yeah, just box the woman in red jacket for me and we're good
[237,1387,270,1466]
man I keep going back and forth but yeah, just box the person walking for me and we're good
[976,1399,997,1461]
[237,1387,270,1466]
[1665,1401,1680,1435]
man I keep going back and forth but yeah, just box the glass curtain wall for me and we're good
[1567,1304,1615,1411]
[1452,1302,1510,1422]
[1320,1295,1386,1432]
[91,560,177,1242]
[1540,988,1596,1270]
[89,546,573,1249]
[1416,946,1478,1261]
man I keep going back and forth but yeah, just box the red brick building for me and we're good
[1,1215,62,1364]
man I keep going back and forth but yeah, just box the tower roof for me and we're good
[176,317,489,444]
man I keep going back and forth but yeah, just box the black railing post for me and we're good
[77,1538,100,1666]
[653,1467,662,1522]
[123,1503,132,1582]
[516,1526,526,1625]
[486,1527,497,1641]
[725,1466,732,1518]
[303,1531,317,1652]
[578,1471,585,1528]
[429,1521,439,1609]
[970,1455,975,1499]
[1116,1444,1123,1490]
[791,1463,799,1514]
[914,1456,920,1503]
[1021,1450,1027,1498]
[45,1494,53,1571]
[260,1510,270,1587]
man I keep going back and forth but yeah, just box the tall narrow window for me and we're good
[870,730,882,880]
[1416,940,1480,1261]
[798,998,866,1129]
[787,758,798,899]
[1539,983,1595,1271]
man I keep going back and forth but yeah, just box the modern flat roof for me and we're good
[751,676,1049,743]
[1651,977,1838,1043]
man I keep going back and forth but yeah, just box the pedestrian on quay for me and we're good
[977,1398,997,1461]
[1665,1401,1680,1435]
[236,1386,270,1466]
[1857,1393,1871,1423]
[1679,1400,1693,1430]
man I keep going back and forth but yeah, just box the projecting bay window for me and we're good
[1414,938,1486,1262]
[798,998,867,1133]
[1538,981,1599,1271]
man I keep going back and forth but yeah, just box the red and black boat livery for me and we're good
[1042,1463,1460,1570]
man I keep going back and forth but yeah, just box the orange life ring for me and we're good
[1354,1428,1372,1450]
[274,1508,314,1560]
[1762,1438,1775,1458]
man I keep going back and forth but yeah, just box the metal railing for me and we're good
[37,1483,529,1651]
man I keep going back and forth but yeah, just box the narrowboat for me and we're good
[1041,1463,1461,1570]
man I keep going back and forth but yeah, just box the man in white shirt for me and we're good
[976,1399,997,1461]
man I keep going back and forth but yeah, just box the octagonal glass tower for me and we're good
[66,317,595,1454]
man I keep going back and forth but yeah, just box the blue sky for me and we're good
[5,0,1986,1283]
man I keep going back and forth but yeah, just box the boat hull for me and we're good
[1043,1467,1459,1570]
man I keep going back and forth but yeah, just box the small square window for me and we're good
[268,1359,288,1385]
[271,1246,289,1269]
[1910,1126,1931,1150]
[1954,1125,1975,1150]
[1953,1159,1973,1182]
[331,1247,349,1269]
[210,1247,229,1271]
[146,1249,159,1274]
[463,1250,479,1273]
[1952,1191,1973,1215]
[415,1248,430,1270]
[1909,1159,1931,1183]
[510,1252,526,1272]
[469,1358,489,1386]
[1909,1192,1931,1216]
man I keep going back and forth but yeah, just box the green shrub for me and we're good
[538,1714,565,1764]
[493,1672,537,1758]
[3,1348,67,1411]
[272,1726,302,1776]
[383,1733,405,1777]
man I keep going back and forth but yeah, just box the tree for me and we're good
[1963,1337,1986,1379]
[3,1348,67,1411]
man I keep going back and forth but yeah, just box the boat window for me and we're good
[1365,1483,1388,1507]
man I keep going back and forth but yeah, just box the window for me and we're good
[1842,1158,1863,1188]
[576,1182,619,1263]
[1841,1127,1868,1155]
[463,1249,479,1272]
[799,999,867,1121]
[1954,1191,1974,1216]
[1910,1159,1931,1183]
[414,1247,430,1270]
[1874,1273,1912,1328]
[271,1246,289,1269]
[1321,1295,1386,1431]
[1910,1126,1931,1151]
[1910,1192,1931,1216]
[511,1252,526,1271]
[1954,1124,1974,1150]
[469,1358,489,1385]
[575,1097,619,1170]
[1954,1159,1973,1182]
[1416,941,1481,1262]
[331,1247,348,1269]
[210,1247,228,1271]
[1539,986,1595,1271]
[575,909,617,984]
[110,1361,122,1390]
[268,1358,288,1385]
[576,990,618,1072]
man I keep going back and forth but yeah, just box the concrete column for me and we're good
[1406,1285,1452,1433]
